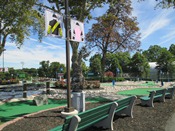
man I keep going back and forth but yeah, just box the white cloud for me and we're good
[3,38,68,69]
[141,17,170,40]
[132,1,174,41]
[140,10,172,40]
[30,37,65,50]
[158,27,175,45]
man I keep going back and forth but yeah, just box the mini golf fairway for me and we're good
[117,88,162,96]
[0,97,109,123]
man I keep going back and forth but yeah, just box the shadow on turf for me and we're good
[1,113,28,122]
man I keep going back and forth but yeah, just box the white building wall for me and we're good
[149,62,158,80]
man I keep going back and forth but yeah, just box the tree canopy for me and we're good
[130,52,150,78]
[86,0,140,77]
[169,44,175,56]
[142,45,165,62]
[38,60,65,78]
[89,54,102,76]
[37,0,114,89]
[0,0,44,55]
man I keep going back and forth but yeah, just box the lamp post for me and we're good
[63,0,74,113]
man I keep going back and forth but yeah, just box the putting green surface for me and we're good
[117,88,162,96]
[139,81,158,86]
[0,97,109,123]
[100,81,159,87]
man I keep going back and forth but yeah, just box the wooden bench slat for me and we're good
[141,89,167,107]
[77,115,108,131]
[115,96,137,118]
[165,86,175,99]
[49,125,63,131]
[116,105,128,112]
[50,96,137,131]
[79,106,110,119]
[76,102,117,131]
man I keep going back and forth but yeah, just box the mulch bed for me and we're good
[2,98,175,131]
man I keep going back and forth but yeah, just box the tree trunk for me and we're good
[70,41,85,91]
[0,35,7,56]
[101,50,107,81]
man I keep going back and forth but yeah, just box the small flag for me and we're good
[45,9,64,38]
[70,19,85,42]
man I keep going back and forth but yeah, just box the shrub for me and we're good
[54,80,66,89]
[104,71,114,77]
[0,79,19,85]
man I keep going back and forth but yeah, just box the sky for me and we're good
[1,0,175,69]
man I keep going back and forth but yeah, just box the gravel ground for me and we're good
[2,97,175,131]
[1,81,174,131]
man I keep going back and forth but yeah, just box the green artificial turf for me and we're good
[117,88,162,96]
[101,81,159,87]
[139,81,158,86]
[0,97,110,123]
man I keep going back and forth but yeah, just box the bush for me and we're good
[102,77,125,82]
[104,71,114,77]
[54,80,66,89]
[0,79,19,85]
[84,80,100,89]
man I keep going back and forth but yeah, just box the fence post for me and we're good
[23,83,27,98]
[46,81,50,94]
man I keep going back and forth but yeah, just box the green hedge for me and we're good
[85,76,125,82]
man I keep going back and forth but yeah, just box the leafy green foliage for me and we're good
[138,0,175,9]
[37,0,114,87]
[142,45,164,62]
[81,61,89,76]
[0,0,44,55]
[156,48,175,72]
[169,44,175,56]
[130,52,150,78]
[86,0,140,78]
[89,54,102,76]
[105,53,120,74]
[38,60,66,78]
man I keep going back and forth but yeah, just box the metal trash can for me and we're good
[71,91,85,112]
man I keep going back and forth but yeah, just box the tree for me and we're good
[38,60,50,77]
[81,61,89,77]
[142,45,165,62]
[23,68,38,77]
[89,54,102,76]
[105,53,120,76]
[156,48,175,74]
[153,0,175,8]
[0,0,44,55]
[86,0,140,78]
[130,52,150,79]
[139,0,175,8]
[169,44,175,56]
[115,52,131,73]
[49,62,65,78]
[36,0,112,89]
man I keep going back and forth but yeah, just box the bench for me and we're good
[140,88,167,107]
[49,102,117,131]
[49,115,81,131]
[115,96,137,118]
[165,86,175,99]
